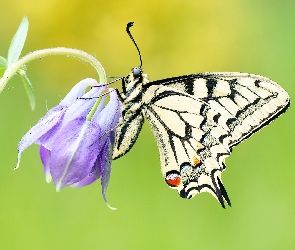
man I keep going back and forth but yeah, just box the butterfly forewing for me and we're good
[113,68,290,208]
[151,72,290,148]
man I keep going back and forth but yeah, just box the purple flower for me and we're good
[16,78,122,209]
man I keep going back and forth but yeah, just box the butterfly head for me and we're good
[129,66,149,84]
[122,67,149,98]
[132,66,142,79]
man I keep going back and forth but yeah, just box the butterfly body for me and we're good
[113,67,290,208]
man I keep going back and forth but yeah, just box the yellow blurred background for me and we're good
[0,1,294,249]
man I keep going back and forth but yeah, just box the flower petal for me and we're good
[50,117,105,191]
[71,158,101,188]
[62,84,107,125]
[15,106,65,170]
[39,146,52,183]
[99,132,116,210]
[60,78,99,106]
[70,175,97,188]
[93,89,122,131]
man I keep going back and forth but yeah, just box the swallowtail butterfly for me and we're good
[112,22,290,208]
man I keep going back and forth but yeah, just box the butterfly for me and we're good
[112,22,290,208]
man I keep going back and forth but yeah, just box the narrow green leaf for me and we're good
[7,16,29,65]
[0,56,7,67]
[0,68,6,78]
[20,73,36,110]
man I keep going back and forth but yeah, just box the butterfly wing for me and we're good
[112,105,144,160]
[143,73,289,207]
[142,85,233,207]
[150,72,290,149]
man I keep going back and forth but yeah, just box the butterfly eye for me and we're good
[165,171,181,187]
[132,67,142,78]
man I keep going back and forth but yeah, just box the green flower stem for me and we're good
[0,47,106,93]
[86,95,102,121]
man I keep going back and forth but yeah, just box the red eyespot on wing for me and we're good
[165,172,181,187]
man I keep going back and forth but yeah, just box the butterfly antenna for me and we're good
[126,22,142,67]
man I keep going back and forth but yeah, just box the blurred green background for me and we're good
[0,1,294,249]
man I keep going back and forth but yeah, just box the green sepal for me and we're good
[0,56,7,67]
[20,71,36,110]
[7,16,29,65]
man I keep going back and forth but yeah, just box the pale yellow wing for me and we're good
[142,85,232,207]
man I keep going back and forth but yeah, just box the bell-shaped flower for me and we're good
[16,78,122,209]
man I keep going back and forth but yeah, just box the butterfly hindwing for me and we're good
[112,112,144,159]
[142,85,232,206]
